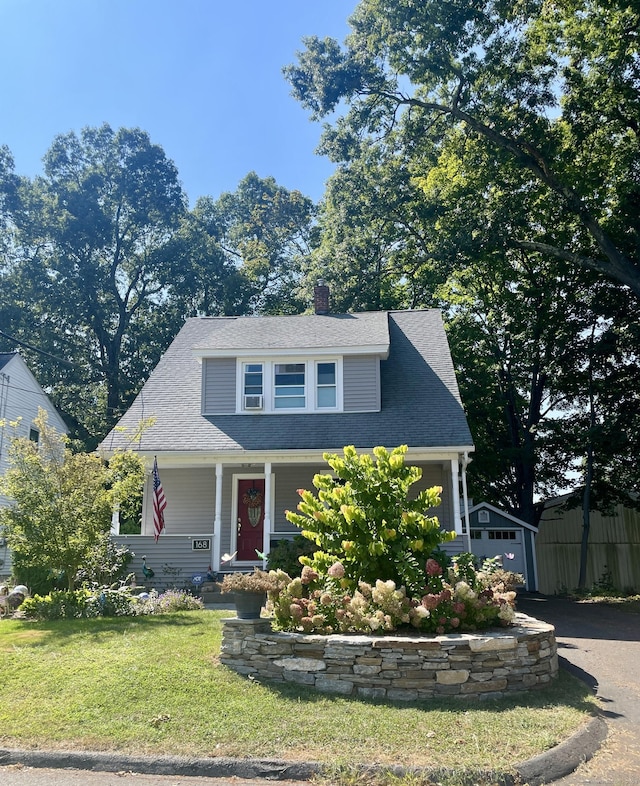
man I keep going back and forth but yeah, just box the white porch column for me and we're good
[450,458,463,535]
[263,461,272,568]
[110,504,120,535]
[213,463,223,571]
[460,452,472,552]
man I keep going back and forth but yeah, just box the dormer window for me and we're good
[274,363,306,409]
[238,358,341,413]
[316,362,336,408]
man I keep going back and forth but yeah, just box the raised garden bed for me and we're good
[220,612,558,701]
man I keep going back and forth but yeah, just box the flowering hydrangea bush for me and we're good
[285,445,456,597]
[270,446,519,636]
[267,556,517,636]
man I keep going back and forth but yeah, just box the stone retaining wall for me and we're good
[220,613,558,701]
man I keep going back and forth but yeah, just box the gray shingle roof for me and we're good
[100,310,473,455]
[0,352,17,372]
[193,311,390,352]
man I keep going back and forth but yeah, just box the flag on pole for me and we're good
[152,457,167,543]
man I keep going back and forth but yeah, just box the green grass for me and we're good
[0,610,596,776]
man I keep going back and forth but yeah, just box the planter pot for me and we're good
[233,591,266,619]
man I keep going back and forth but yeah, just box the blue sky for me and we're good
[0,0,355,205]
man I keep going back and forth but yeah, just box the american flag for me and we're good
[152,457,167,543]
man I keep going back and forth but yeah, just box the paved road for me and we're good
[0,768,304,786]
[517,595,640,786]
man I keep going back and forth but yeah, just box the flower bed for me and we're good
[220,612,558,701]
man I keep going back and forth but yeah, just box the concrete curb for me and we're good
[514,715,608,785]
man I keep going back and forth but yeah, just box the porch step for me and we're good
[200,581,233,608]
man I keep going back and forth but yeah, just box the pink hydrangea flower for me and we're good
[426,558,442,577]
[422,593,440,610]
[289,603,304,621]
[300,566,319,584]
[327,562,345,578]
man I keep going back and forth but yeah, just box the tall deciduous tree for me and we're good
[285,0,640,297]
[40,124,188,420]
[0,125,188,446]
[215,172,317,314]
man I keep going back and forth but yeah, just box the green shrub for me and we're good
[75,534,134,587]
[19,587,206,620]
[285,445,455,596]
[266,535,315,577]
[21,589,95,620]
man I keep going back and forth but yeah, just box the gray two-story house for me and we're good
[101,285,475,586]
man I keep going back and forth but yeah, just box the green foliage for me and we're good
[74,534,134,587]
[19,586,204,620]
[0,410,145,591]
[268,555,518,636]
[106,449,145,534]
[266,534,316,577]
[285,445,455,596]
[20,590,96,620]
[286,0,640,296]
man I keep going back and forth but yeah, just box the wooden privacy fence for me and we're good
[536,501,640,594]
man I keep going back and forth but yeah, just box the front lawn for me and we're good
[0,610,596,777]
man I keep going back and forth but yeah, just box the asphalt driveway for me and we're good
[517,595,640,786]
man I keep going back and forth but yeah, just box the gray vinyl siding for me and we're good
[112,535,215,592]
[271,464,326,533]
[202,357,236,414]
[142,468,215,536]
[343,355,380,412]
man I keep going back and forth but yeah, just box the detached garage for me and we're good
[467,502,539,591]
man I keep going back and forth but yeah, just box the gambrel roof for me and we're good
[100,309,473,456]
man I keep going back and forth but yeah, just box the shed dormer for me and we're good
[194,312,390,416]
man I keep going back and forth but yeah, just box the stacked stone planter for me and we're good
[220,613,557,701]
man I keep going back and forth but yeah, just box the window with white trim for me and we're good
[239,358,341,413]
[242,363,263,409]
[244,363,263,396]
[316,361,336,409]
[274,363,306,409]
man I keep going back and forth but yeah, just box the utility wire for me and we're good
[0,328,75,368]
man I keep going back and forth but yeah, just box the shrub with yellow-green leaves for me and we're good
[285,445,455,597]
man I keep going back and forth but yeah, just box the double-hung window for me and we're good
[239,358,341,412]
[243,363,263,409]
[316,361,337,409]
[274,363,306,409]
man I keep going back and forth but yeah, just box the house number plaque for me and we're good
[192,539,211,551]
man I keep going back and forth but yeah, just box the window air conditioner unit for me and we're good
[244,394,263,410]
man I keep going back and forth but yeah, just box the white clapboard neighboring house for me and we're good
[100,284,476,590]
[0,351,68,578]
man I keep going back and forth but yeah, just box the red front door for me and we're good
[236,478,265,561]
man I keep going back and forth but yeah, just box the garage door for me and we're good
[470,529,526,580]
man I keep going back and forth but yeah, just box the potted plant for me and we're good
[218,569,278,619]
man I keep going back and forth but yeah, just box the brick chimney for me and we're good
[314,279,330,315]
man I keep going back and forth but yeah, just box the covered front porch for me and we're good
[110,450,472,581]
